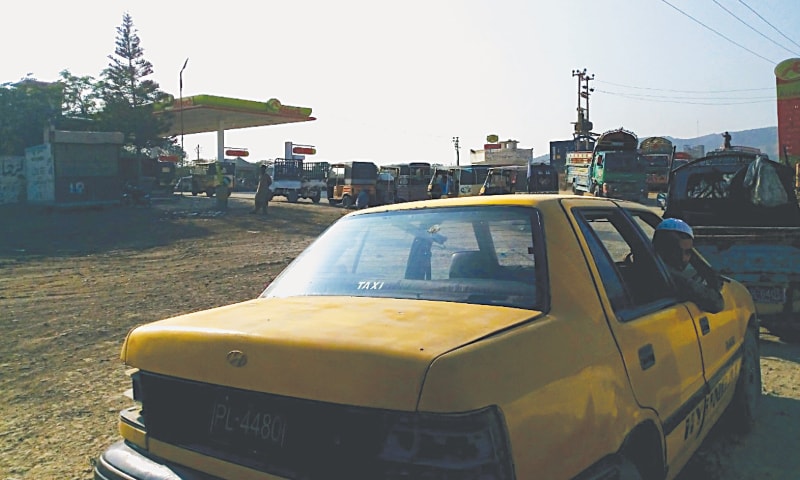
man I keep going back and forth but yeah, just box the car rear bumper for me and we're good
[94,441,220,480]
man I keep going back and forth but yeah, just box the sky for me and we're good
[2,0,799,165]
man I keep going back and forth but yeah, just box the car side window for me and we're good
[575,208,674,320]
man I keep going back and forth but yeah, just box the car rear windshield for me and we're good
[262,206,547,310]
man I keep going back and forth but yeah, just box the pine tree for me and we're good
[96,12,172,151]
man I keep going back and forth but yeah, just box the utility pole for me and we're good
[179,57,189,166]
[571,68,595,150]
[452,136,460,166]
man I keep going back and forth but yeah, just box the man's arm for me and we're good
[672,270,725,313]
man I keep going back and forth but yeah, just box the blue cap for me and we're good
[656,218,694,239]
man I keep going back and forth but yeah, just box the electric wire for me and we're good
[712,0,800,57]
[595,80,771,94]
[659,0,776,64]
[737,0,800,52]
[595,88,775,106]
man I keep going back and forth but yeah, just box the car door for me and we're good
[627,209,743,438]
[565,201,708,469]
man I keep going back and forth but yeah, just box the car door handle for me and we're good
[638,344,656,371]
[699,316,710,336]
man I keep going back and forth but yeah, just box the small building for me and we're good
[26,129,125,208]
[469,139,534,166]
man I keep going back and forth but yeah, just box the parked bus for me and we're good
[427,165,492,199]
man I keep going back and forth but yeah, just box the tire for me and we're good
[617,455,643,480]
[311,190,321,204]
[341,194,353,209]
[724,326,761,433]
[287,191,299,203]
[591,183,602,197]
[191,191,198,196]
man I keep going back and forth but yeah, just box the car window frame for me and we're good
[574,206,680,322]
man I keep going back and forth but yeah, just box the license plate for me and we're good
[747,285,786,304]
[208,393,289,449]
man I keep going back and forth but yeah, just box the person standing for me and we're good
[252,164,272,214]
[722,131,732,149]
[215,176,231,211]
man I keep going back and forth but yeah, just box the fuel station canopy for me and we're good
[154,94,316,161]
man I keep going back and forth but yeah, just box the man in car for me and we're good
[652,218,724,313]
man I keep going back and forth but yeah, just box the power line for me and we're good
[595,88,775,106]
[712,0,800,57]
[595,79,771,94]
[738,0,800,52]
[659,0,776,65]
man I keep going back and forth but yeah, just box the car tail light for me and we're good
[378,406,515,479]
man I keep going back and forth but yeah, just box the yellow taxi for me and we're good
[95,194,761,480]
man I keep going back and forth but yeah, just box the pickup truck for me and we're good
[95,194,760,480]
[662,148,800,336]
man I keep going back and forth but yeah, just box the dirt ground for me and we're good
[0,193,798,480]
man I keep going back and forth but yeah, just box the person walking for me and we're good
[252,164,272,214]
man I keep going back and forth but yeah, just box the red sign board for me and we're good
[292,146,316,155]
[158,155,180,163]
[484,143,501,150]
[225,149,249,157]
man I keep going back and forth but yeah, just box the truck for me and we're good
[639,136,673,193]
[300,161,329,204]
[663,147,800,336]
[267,159,328,203]
[566,127,647,202]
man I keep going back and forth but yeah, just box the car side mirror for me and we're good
[656,193,667,210]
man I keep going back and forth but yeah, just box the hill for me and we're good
[663,126,778,159]
[542,127,778,163]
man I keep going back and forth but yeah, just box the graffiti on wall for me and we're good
[0,157,25,205]
[25,144,55,204]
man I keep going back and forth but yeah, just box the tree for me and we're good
[59,69,99,119]
[0,77,63,155]
[96,12,173,153]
